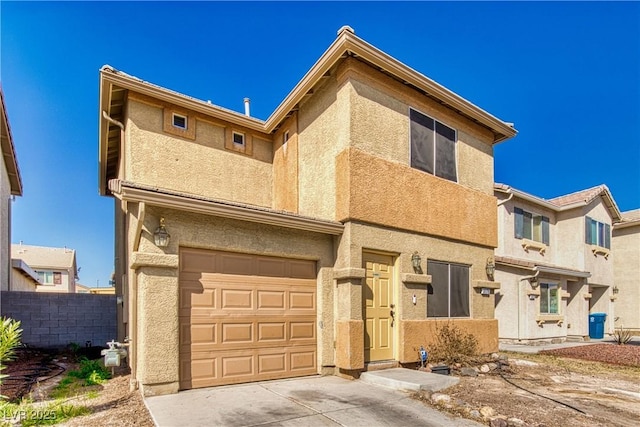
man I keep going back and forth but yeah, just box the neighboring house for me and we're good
[98,27,517,396]
[494,184,621,344]
[77,283,116,295]
[11,244,78,293]
[1,88,23,291]
[612,209,640,333]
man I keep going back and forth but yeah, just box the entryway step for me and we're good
[364,360,398,371]
[360,367,459,392]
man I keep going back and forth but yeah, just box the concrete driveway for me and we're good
[145,375,482,427]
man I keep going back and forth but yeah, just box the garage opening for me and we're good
[179,247,317,389]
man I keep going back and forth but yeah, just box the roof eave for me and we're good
[0,89,23,196]
[265,30,518,143]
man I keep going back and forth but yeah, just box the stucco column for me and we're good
[333,268,365,371]
[130,252,179,396]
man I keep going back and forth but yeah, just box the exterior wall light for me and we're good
[153,217,171,248]
[411,252,422,273]
[485,257,495,279]
[613,286,619,295]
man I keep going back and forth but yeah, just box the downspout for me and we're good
[102,111,125,179]
[519,269,540,341]
[497,192,513,207]
[6,196,12,291]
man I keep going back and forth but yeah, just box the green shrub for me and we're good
[51,357,111,399]
[613,326,634,345]
[0,317,22,399]
[0,400,90,426]
[428,322,479,366]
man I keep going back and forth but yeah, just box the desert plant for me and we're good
[0,317,22,399]
[51,357,111,398]
[612,326,634,345]
[427,321,479,366]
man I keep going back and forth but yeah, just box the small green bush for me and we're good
[0,317,22,399]
[428,322,479,366]
[51,357,111,399]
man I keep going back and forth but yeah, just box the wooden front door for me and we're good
[363,252,395,362]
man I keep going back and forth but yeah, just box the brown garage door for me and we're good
[179,248,317,390]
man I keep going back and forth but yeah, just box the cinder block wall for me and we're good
[1,292,117,348]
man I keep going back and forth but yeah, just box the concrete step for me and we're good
[359,367,459,393]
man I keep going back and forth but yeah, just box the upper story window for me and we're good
[232,131,245,147]
[514,207,549,245]
[37,271,61,285]
[172,113,187,130]
[409,108,457,182]
[585,217,610,249]
[426,260,469,318]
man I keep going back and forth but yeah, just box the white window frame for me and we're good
[37,271,54,285]
[539,282,560,315]
[172,113,188,130]
[232,131,245,147]
[408,107,458,183]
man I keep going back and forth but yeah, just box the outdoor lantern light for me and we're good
[485,257,495,279]
[613,286,619,295]
[411,252,422,273]
[153,217,170,248]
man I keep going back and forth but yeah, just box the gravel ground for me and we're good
[540,343,640,366]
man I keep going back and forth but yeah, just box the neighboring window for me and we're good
[514,207,549,244]
[410,108,457,182]
[427,260,470,317]
[232,131,245,147]
[37,271,54,285]
[53,272,62,285]
[585,217,610,249]
[540,283,559,314]
[172,113,187,130]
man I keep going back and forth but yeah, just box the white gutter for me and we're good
[108,180,344,236]
[495,185,587,212]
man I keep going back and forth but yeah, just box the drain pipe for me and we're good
[497,192,513,207]
[518,269,540,341]
[103,111,125,179]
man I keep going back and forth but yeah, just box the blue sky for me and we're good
[2,1,639,288]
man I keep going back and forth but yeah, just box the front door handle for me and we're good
[390,309,395,327]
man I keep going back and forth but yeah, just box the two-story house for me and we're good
[613,209,640,333]
[10,244,78,293]
[494,184,621,344]
[99,27,517,396]
[1,89,23,291]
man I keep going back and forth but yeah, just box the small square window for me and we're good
[233,131,245,146]
[172,114,187,130]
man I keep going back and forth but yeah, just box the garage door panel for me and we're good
[180,248,317,390]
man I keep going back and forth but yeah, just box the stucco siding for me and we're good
[336,148,498,248]
[581,201,614,286]
[9,270,37,291]
[1,152,9,291]
[613,224,640,330]
[272,113,299,213]
[125,99,273,208]
[297,76,349,220]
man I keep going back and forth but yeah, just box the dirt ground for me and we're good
[421,344,640,427]
[3,344,639,426]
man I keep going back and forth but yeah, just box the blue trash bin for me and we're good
[589,313,607,339]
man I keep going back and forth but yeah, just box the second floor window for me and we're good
[410,108,457,182]
[585,217,610,249]
[514,207,549,245]
[37,271,61,285]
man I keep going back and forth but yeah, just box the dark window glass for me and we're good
[542,216,550,245]
[427,261,449,317]
[449,264,470,317]
[514,207,524,239]
[523,211,532,240]
[173,115,186,129]
[233,132,245,145]
[410,109,434,174]
[435,122,457,181]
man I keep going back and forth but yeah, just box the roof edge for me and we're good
[0,88,23,196]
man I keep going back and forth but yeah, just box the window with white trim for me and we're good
[36,271,61,285]
[585,217,610,249]
[514,207,549,244]
[172,113,187,130]
[427,260,469,317]
[232,131,245,147]
[540,283,559,314]
[410,108,457,182]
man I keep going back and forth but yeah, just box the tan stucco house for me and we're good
[494,184,621,344]
[612,209,640,333]
[10,244,78,293]
[1,89,23,291]
[99,27,517,396]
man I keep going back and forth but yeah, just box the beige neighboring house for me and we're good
[612,209,640,333]
[77,283,116,295]
[1,89,24,291]
[98,27,518,396]
[11,244,78,293]
[494,184,621,344]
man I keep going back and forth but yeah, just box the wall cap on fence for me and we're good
[130,252,179,270]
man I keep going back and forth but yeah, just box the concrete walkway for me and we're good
[145,373,481,427]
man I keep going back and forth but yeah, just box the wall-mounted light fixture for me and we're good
[411,252,422,274]
[481,287,490,296]
[613,286,619,295]
[154,217,171,248]
[485,257,495,279]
